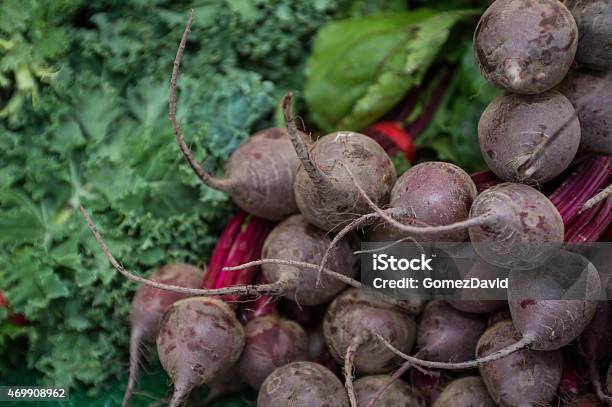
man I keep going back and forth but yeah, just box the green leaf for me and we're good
[305,9,475,131]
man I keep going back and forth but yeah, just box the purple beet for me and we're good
[416,301,487,363]
[237,315,308,389]
[432,376,496,407]
[257,361,349,407]
[156,297,244,407]
[124,264,203,406]
[474,0,578,94]
[477,320,563,406]
[353,375,427,407]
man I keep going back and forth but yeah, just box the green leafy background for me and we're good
[0,0,490,404]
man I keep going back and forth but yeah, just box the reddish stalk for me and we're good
[202,211,246,288]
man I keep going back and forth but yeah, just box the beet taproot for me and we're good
[156,297,244,407]
[558,68,612,155]
[168,12,305,220]
[353,375,427,407]
[416,301,487,363]
[564,0,612,70]
[257,361,349,407]
[478,91,581,183]
[283,93,396,232]
[237,315,308,389]
[261,214,358,305]
[124,264,203,406]
[474,0,578,94]
[477,320,563,407]
[432,376,496,407]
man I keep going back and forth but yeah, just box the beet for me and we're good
[477,320,563,407]
[156,297,244,407]
[257,361,349,407]
[416,301,487,363]
[557,68,612,155]
[323,288,416,375]
[261,214,358,305]
[447,260,507,314]
[283,93,397,232]
[432,376,496,407]
[507,252,601,351]
[124,264,203,406]
[474,0,578,94]
[564,0,612,70]
[168,13,305,220]
[478,91,581,183]
[468,182,564,269]
[237,315,308,389]
[367,161,478,243]
[353,375,427,407]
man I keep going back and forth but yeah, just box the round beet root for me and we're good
[478,91,581,183]
[477,321,563,407]
[447,260,506,314]
[125,263,203,406]
[469,182,564,269]
[323,288,416,375]
[557,69,612,155]
[168,16,306,221]
[257,361,349,407]
[368,162,477,242]
[474,0,578,94]
[508,252,601,350]
[353,375,427,407]
[157,297,245,407]
[564,0,612,70]
[292,131,397,231]
[432,376,496,407]
[261,214,358,305]
[237,315,308,389]
[221,127,306,220]
[416,301,487,363]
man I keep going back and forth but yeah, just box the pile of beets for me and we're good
[79,1,611,406]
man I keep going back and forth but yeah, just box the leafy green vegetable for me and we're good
[0,0,78,119]
[0,0,355,393]
[304,9,476,131]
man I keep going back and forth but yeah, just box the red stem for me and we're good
[567,198,612,243]
[202,211,247,289]
[218,217,273,302]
